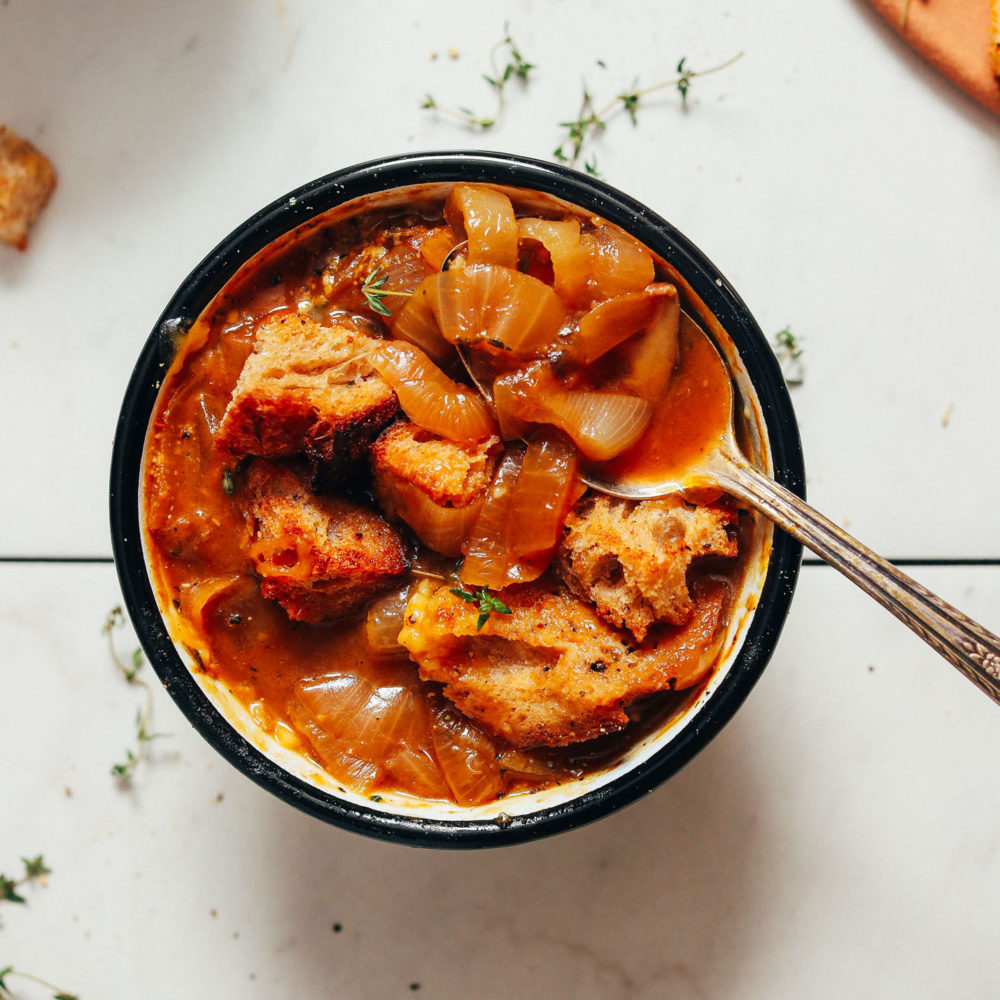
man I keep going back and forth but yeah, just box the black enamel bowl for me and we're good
[110,151,804,848]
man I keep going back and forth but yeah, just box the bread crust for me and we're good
[244,460,407,623]
[216,312,399,472]
[555,494,738,641]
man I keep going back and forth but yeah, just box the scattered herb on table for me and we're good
[449,583,513,631]
[0,856,50,907]
[0,966,78,1000]
[772,326,805,387]
[103,607,168,783]
[361,267,414,317]
[421,24,535,129]
[553,53,743,173]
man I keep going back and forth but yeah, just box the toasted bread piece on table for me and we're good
[556,494,737,642]
[216,312,399,472]
[244,460,407,623]
[370,421,501,555]
[399,578,726,748]
[0,126,56,250]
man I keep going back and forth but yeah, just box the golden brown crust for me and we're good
[555,494,737,641]
[216,312,399,471]
[244,460,407,623]
[0,126,56,250]
[371,421,500,507]
[399,578,725,747]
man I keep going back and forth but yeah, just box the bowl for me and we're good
[109,150,804,848]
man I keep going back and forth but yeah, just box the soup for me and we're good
[143,183,754,806]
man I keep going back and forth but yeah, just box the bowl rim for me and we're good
[109,150,804,848]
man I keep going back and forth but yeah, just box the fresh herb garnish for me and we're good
[421,24,534,129]
[553,53,742,173]
[221,468,235,495]
[361,266,413,317]
[449,584,512,631]
[104,607,168,783]
[0,856,50,907]
[772,326,804,386]
[0,966,78,1000]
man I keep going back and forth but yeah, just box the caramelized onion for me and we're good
[365,584,416,654]
[370,341,496,441]
[430,702,503,806]
[426,265,566,357]
[417,225,461,271]
[391,279,454,364]
[545,390,652,461]
[506,431,579,557]
[616,288,681,401]
[584,224,655,300]
[444,184,519,268]
[379,476,484,557]
[571,283,677,366]
[517,217,590,305]
[461,449,523,589]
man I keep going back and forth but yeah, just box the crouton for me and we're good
[370,421,500,556]
[0,126,56,250]
[399,578,726,747]
[555,494,738,642]
[216,312,399,472]
[244,460,407,623]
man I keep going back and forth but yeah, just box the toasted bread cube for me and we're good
[244,461,407,623]
[399,578,725,748]
[370,421,500,556]
[216,312,399,471]
[555,494,738,642]
[0,126,56,250]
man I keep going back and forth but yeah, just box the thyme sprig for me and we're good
[0,966,78,1000]
[554,52,743,171]
[0,856,50,907]
[103,607,167,783]
[772,326,804,386]
[449,583,512,631]
[421,24,535,129]
[361,267,413,317]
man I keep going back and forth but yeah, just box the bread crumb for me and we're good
[0,125,56,250]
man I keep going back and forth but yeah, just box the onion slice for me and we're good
[425,264,566,358]
[461,448,523,589]
[517,217,590,305]
[616,288,681,402]
[544,390,653,461]
[391,278,454,364]
[583,224,656,300]
[369,341,496,442]
[572,283,676,365]
[506,431,579,558]
[377,476,484,557]
[444,184,519,268]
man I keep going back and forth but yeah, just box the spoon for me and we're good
[441,242,1000,703]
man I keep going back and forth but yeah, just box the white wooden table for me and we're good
[3,1,999,997]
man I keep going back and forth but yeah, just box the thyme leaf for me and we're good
[361,267,412,317]
[772,326,805,386]
[554,52,742,169]
[0,966,78,1000]
[421,24,534,129]
[0,855,51,907]
[104,607,168,784]
[449,585,512,631]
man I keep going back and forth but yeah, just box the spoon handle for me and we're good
[715,458,1000,704]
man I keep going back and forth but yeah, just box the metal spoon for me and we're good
[441,243,1000,703]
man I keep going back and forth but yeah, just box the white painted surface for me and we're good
[2,563,999,999]
[2,0,999,996]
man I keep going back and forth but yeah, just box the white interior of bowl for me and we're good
[140,179,775,825]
